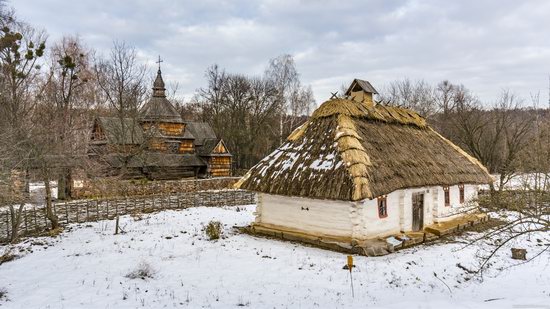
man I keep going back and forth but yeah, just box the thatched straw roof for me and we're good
[236,98,493,201]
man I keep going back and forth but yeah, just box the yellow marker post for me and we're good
[347,255,354,298]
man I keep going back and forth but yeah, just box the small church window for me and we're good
[378,196,388,218]
[459,184,465,203]
[168,142,180,154]
[443,186,450,207]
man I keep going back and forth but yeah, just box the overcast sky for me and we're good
[11,0,550,106]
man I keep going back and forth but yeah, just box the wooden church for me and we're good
[89,64,232,179]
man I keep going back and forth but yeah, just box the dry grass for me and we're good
[0,250,16,266]
[125,261,156,280]
[47,227,64,237]
[0,287,7,301]
[204,220,223,240]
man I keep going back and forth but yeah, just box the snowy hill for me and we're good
[0,205,548,308]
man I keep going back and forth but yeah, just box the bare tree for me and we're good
[0,7,63,232]
[379,78,437,119]
[0,20,46,128]
[95,41,147,117]
[472,99,549,272]
[195,65,281,169]
[0,131,27,242]
[449,90,533,192]
[264,54,315,143]
[93,41,147,175]
[42,35,95,199]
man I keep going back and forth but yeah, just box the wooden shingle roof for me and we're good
[345,79,378,95]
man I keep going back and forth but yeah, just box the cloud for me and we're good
[11,0,550,105]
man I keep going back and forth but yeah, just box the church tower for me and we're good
[140,57,195,154]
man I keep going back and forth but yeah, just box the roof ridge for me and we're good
[334,114,373,200]
[312,98,427,128]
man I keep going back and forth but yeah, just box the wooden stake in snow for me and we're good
[115,216,120,235]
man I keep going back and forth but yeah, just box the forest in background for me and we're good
[2,0,550,201]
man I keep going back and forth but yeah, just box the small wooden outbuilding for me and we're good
[236,79,492,245]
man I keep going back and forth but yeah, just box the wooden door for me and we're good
[412,193,424,232]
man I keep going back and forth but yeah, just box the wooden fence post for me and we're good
[33,206,38,230]
[96,200,100,221]
[75,203,79,223]
[85,201,90,221]
[65,202,69,224]
[43,207,48,230]
[115,216,120,235]
[24,210,28,234]
[5,213,9,241]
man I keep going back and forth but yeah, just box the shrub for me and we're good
[0,287,7,301]
[125,261,156,280]
[0,250,16,266]
[205,220,223,240]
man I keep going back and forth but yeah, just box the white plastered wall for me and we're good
[353,186,439,238]
[359,192,401,238]
[256,193,355,239]
[432,184,479,222]
[256,184,480,240]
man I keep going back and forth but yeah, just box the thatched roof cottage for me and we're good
[236,79,492,250]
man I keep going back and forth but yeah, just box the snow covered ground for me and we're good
[0,182,58,212]
[0,205,548,308]
[480,173,550,191]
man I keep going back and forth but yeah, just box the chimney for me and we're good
[345,79,378,107]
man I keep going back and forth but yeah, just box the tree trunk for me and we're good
[488,181,501,208]
[279,114,284,145]
[9,203,25,243]
[44,178,60,230]
[57,175,66,200]
[24,169,30,194]
[498,173,507,192]
[57,168,72,200]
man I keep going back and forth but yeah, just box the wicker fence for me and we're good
[0,189,255,244]
[71,177,243,199]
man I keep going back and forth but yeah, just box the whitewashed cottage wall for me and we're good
[256,193,354,239]
[256,184,480,240]
[433,184,479,222]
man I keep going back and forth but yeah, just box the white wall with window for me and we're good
[253,184,481,241]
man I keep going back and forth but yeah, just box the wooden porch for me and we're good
[388,213,489,250]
